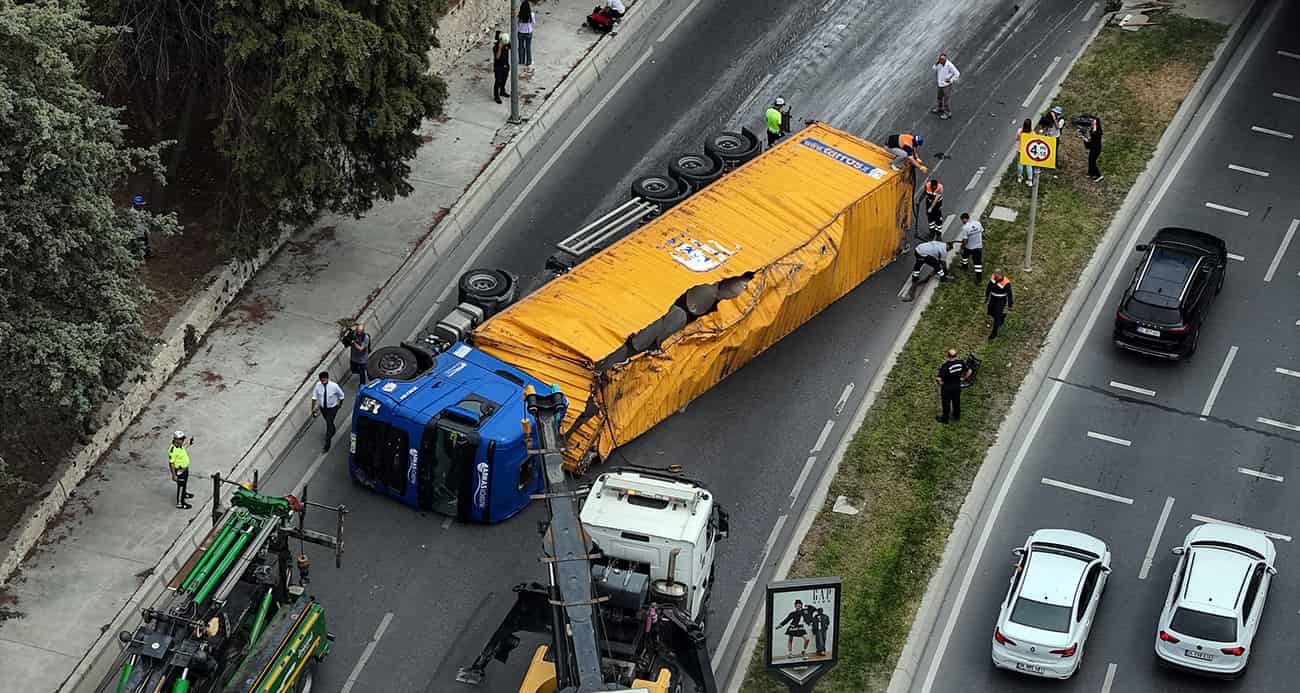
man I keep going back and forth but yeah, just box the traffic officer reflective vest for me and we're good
[765,107,782,135]
[986,275,1014,311]
[925,182,944,207]
[169,445,190,471]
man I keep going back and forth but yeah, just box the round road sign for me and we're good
[1025,138,1052,163]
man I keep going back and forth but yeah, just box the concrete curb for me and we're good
[57,1,668,690]
[885,3,1264,692]
[0,225,293,588]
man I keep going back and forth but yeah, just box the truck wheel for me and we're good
[457,268,515,317]
[705,129,760,166]
[631,173,691,211]
[668,152,723,188]
[370,346,420,381]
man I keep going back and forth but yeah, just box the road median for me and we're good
[738,12,1230,693]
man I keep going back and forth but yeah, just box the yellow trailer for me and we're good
[471,122,912,471]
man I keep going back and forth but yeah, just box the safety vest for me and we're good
[765,107,782,134]
[897,133,915,149]
[169,446,190,470]
[925,182,944,203]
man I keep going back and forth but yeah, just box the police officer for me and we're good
[923,179,944,237]
[935,349,969,423]
[168,431,194,509]
[986,270,1014,340]
[911,239,949,283]
[957,212,984,282]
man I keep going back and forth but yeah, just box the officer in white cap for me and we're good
[765,97,791,148]
[168,431,194,509]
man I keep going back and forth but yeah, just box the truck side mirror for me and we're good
[713,507,730,539]
[1134,244,1149,252]
[1171,546,1185,556]
[1266,565,1278,576]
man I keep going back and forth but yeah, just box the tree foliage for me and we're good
[0,0,177,430]
[95,0,447,254]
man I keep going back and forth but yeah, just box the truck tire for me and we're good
[704,128,760,167]
[668,152,723,189]
[370,346,420,381]
[631,173,691,211]
[457,268,515,317]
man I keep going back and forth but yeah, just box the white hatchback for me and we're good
[991,529,1111,679]
[1155,523,1277,677]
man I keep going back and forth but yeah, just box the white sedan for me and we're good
[1155,523,1277,677]
[992,529,1111,679]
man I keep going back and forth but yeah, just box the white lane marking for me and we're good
[965,166,987,191]
[1021,56,1062,108]
[657,0,705,42]
[1280,50,1300,60]
[713,514,788,669]
[1082,2,1100,22]
[1273,91,1300,103]
[1200,345,1238,418]
[919,379,1063,693]
[810,420,835,453]
[1238,467,1285,482]
[1109,380,1156,397]
[1087,431,1131,447]
[1252,125,1295,139]
[1264,219,1298,282]
[789,456,818,507]
[834,382,855,415]
[1100,662,1118,693]
[1277,367,1300,379]
[1205,201,1249,217]
[1228,163,1269,177]
[1041,477,1134,505]
[923,13,1280,689]
[940,213,956,239]
[1258,416,1300,433]
[341,612,394,693]
[1191,514,1292,542]
[1227,253,1246,261]
[416,47,657,331]
[1139,497,1175,580]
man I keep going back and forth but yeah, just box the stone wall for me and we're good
[429,0,519,75]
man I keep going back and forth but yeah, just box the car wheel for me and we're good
[370,345,420,381]
[1186,328,1200,358]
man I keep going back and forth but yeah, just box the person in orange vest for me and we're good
[887,133,927,173]
[923,179,944,237]
[986,270,1014,340]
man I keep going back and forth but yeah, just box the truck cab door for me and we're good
[418,417,479,519]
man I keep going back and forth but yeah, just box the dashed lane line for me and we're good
[1258,417,1300,433]
[810,420,834,453]
[341,612,394,693]
[1206,201,1249,217]
[1238,467,1284,482]
[1082,2,1100,22]
[1020,56,1062,108]
[1273,91,1300,103]
[1087,431,1131,447]
[1251,125,1294,138]
[1200,345,1237,419]
[1139,497,1175,580]
[1264,219,1297,283]
[1228,253,1246,261]
[1041,477,1134,505]
[1280,50,1300,60]
[1190,514,1292,542]
[1228,163,1269,177]
[1109,380,1155,397]
[834,382,855,415]
[1277,367,1300,379]
[788,456,817,508]
[1100,663,1117,693]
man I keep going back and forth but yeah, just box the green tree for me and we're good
[0,1,177,429]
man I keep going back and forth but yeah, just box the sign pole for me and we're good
[1025,166,1039,272]
[508,0,521,124]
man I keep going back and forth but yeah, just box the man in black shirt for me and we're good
[935,348,969,423]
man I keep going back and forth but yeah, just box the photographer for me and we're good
[343,323,371,384]
[1082,115,1103,181]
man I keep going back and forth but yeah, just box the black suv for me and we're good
[1114,227,1226,360]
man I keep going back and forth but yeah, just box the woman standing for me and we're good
[1016,118,1033,186]
[492,30,511,104]
[1084,115,1103,182]
[777,599,811,658]
[517,1,536,74]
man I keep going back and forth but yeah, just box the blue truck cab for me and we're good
[348,341,556,524]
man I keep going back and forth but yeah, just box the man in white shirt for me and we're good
[606,0,625,17]
[311,371,346,453]
[931,53,961,120]
[957,212,984,282]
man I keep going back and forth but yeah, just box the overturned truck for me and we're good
[348,122,914,523]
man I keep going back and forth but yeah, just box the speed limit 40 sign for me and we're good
[1019,133,1057,169]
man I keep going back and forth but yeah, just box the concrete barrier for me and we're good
[58,0,668,689]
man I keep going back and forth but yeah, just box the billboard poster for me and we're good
[764,576,841,673]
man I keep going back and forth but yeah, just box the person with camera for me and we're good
[1082,115,1103,181]
[345,323,371,384]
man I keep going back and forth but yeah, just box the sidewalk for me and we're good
[0,1,618,688]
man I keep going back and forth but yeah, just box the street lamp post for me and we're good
[509,0,521,123]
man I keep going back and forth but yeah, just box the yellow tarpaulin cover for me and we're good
[473,123,913,470]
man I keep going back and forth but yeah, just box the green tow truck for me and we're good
[99,477,346,693]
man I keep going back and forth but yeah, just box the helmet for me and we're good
[173,430,186,440]
[775,97,785,106]
[914,134,924,147]
[1051,105,1063,115]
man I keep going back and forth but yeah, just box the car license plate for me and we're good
[1136,326,1161,337]
[1185,649,1214,661]
[1015,663,1045,674]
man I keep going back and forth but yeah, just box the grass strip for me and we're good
[740,16,1225,692]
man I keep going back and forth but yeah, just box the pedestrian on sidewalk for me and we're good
[492,31,511,104]
[1015,119,1033,186]
[935,348,970,423]
[348,323,371,384]
[1082,115,1103,181]
[923,178,945,237]
[517,1,536,74]
[957,213,984,283]
[311,371,346,453]
[931,52,961,120]
[168,431,194,510]
[986,270,1014,340]
[911,239,949,283]
[765,97,790,148]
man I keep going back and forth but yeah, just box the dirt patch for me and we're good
[1122,60,1198,122]
[279,225,338,283]
[223,293,282,331]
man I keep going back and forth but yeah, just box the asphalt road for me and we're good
[912,2,1300,691]
[244,0,1113,690]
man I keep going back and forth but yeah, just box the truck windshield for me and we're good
[420,420,476,517]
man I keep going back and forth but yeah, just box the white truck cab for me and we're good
[581,470,728,622]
